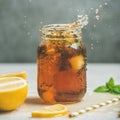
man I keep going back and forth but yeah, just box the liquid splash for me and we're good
[67,15,88,29]
[41,15,89,41]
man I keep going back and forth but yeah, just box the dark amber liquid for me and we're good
[37,40,86,104]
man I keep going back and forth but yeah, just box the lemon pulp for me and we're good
[32,104,69,118]
[0,77,28,111]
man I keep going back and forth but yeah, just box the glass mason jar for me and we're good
[37,24,87,104]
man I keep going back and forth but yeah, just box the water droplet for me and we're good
[77,15,83,19]
[95,15,100,20]
[95,9,99,14]
[39,29,42,32]
[90,43,94,50]
[104,2,108,5]
[77,15,88,28]
[91,43,93,46]
[40,21,43,25]
[99,5,102,8]
[91,46,94,50]
[90,8,94,10]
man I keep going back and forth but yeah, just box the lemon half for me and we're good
[0,71,27,79]
[32,104,69,118]
[0,77,28,111]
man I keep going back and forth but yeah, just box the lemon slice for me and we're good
[69,55,84,70]
[0,77,28,111]
[0,71,27,79]
[32,104,69,118]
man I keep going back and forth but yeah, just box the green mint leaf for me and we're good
[112,85,120,94]
[94,77,120,95]
[106,77,115,89]
[94,86,109,92]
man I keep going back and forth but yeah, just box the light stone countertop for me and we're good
[0,63,120,120]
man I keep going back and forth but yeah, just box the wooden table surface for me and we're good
[0,63,120,120]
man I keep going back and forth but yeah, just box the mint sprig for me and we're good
[94,77,120,95]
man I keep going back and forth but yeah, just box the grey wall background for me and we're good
[0,0,120,63]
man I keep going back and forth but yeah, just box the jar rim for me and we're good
[41,24,74,31]
[41,23,82,40]
[43,24,68,28]
[41,23,82,31]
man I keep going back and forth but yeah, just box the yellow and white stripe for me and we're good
[69,97,120,117]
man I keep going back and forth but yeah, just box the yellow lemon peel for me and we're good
[32,104,69,118]
[0,77,28,111]
[0,71,27,80]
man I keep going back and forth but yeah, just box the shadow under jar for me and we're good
[37,24,87,104]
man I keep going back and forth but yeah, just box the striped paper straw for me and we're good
[69,97,120,117]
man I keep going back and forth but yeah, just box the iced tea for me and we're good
[37,24,87,104]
